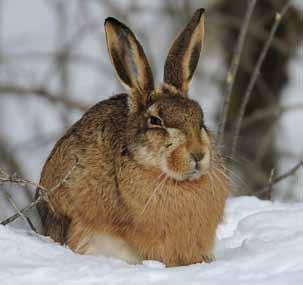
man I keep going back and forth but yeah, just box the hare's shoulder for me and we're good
[80,93,128,138]
[41,93,128,182]
[57,93,128,146]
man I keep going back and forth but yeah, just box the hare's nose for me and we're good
[191,152,205,169]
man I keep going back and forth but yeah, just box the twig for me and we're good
[265,168,275,200]
[0,137,33,202]
[0,169,50,198]
[217,0,258,145]
[0,84,88,111]
[2,51,111,77]
[241,103,303,129]
[256,160,303,196]
[209,12,290,56]
[231,1,291,158]
[0,197,43,226]
[3,189,36,231]
[0,159,79,226]
[270,161,303,185]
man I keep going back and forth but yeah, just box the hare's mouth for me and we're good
[159,163,207,182]
[161,169,204,181]
[159,149,210,181]
[187,169,202,181]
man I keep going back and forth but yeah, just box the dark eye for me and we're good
[148,116,162,127]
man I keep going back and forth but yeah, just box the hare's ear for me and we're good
[104,17,154,112]
[164,9,205,96]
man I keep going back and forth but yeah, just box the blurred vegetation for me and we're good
[0,0,303,227]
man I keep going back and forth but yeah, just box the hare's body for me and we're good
[119,161,227,266]
[39,94,227,266]
[38,9,228,266]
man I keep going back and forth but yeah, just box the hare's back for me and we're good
[37,94,128,241]
[40,93,128,189]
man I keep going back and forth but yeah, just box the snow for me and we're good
[1,197,303,284]
[0,1,302,281]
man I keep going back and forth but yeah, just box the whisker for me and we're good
[157,175,170,211]
[158,175,170,211]
[212,160,246,187]
[207,172,216,198]
[140,173,167,215]
[211,165,242,195]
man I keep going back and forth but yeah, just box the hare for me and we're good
[37,8,228,267]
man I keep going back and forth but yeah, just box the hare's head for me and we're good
[105,9,211,181]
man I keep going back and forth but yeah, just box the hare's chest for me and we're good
[128,202,215,266]
[126,186,216,263]
[118,166,221,265]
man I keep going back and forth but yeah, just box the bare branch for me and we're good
[1,51,110,76]
[231,1,291,158]
[270,161,303,185]
[0,197,42,226]
[3,189,36,231]
[256,160,303,196]
[217,0,258,145]
[0,84,88,111]
[209,11,292,56]
[264,168,275,200]
[0,169,50,197]
[0,159,79,226]
[242,103,303,129]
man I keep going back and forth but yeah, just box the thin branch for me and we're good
[208,11,291,56]
[3,189,36,231]
[1,169,50,196]
[0,197,43,226]
[0,159,79,226]
[241,103,303,129]
[270,161,303,185]
[265,168,275,200]
[1,51,111,76]
[0,84,88,111]
[231,1,291,158]
[217,0,258,145]
[256,160,303,196]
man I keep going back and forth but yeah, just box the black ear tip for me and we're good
[195,8,206,19]
[104,17,120,27]
[197,8,205,14]
[189,8,205,25]
[104,17,132,35]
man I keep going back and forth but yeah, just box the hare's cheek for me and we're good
[199,146,211,174]
[145,129,167,151]
[165,128,186,151]
[166,146,191,174]
[133,130,166,167]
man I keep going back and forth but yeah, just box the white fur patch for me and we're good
[84,234,141,264]
[166,128,186,148]
[199,148,210,175]
[136,145,159,167]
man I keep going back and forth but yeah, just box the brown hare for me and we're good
[37,8,228,267]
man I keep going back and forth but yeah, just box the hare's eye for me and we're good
[148,116,162,127]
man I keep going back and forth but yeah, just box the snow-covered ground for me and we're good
[0,2,302,283]
[1,196,303,285]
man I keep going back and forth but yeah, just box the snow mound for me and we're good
[1,197,303,285]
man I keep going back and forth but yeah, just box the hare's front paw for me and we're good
[85,233,142,264]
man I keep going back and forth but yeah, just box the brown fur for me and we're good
[37,9,228,267]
